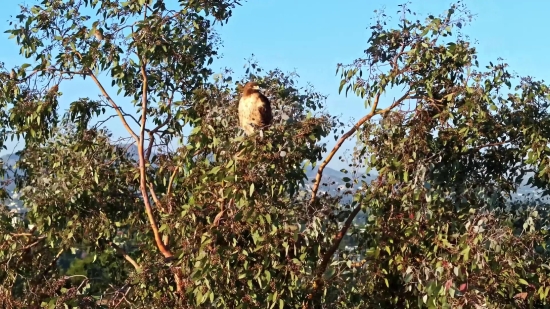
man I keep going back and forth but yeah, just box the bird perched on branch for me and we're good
[94,29,104,41]
[238,81,273,136]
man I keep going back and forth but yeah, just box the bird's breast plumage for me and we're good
[238,92,272,135]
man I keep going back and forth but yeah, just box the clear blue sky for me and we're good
[1,0,549,170]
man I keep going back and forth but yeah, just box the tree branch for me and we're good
[145,134,156,160]
[72,52,139,142]
[138,63,173,259]
[166,166,179,202]
[97,102,142,128]
[36,248,64,281]
[314,199,363,280]
[87,71,139,142]
[305,91,412,306]
[304,198,366,307]
[147,182,170,246]
[145,93,173,161]
[309,91,411,207]
[148,183,161,204]
[108,240,141,271]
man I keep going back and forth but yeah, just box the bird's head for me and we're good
[242,81,261,94]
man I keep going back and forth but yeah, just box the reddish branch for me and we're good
[73,51,139,143]
[309,91,411,205]
[84,50,172,259]
[139,63,173,259]
[81,70,139,142]
[166,166,179,201]
[308,41,409,207]
[317,199,364,273]
[306,90,411,305]
[109,240,141,271]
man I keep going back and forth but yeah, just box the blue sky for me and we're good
[1,0,549,170]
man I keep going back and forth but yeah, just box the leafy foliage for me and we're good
[0,1,549,308]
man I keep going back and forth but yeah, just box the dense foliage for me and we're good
[1,1,549,308]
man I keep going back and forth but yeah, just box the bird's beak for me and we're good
[253,85,261,90]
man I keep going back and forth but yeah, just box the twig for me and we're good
[148,183,162,208]
[166,166,179,200]
[108,240,141,271]
[475,140,510,150]
[93,114,118,129]
[9,233,34,237]
[113,286,132,308]
[0,236,46,266]
[20,236,46,251]
[145,133,156,160]
[145,115,172,160]
[97,102,141,128]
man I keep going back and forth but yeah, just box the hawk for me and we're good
[238,81,273,135]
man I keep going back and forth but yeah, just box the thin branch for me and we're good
[36,248,64,281]
[93,114,118,129]
[147,165,176,246]
[0,236,47,265]
[150,115,172,135]
[73,51,139,142]
[147,182,162,210]
[475,140,511,150]
[20,236,46,251]
[146,115,172,160]
[108,240,141,271]
[309,91,411,206]
[97,102,141,128]
[9,233,34,237]
[306,197,365,304]
[113,286,132,308]
[321,201,363,273]
[166,166,179,201]
[305,91,412,306]
[145,91,174,161]
[145,133,156,160]
[88,71,139,142]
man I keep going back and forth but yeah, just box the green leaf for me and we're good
[338,79,346,94]
[460,246,470,261]
[518,278,529,285]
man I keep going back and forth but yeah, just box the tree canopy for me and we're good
[1,1,549,308]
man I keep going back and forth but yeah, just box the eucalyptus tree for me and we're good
[1,1,549,308]
[0,0,338,307]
